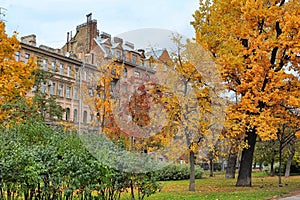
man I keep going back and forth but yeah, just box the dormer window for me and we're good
[116,50,121,59]
[104,46,111,56]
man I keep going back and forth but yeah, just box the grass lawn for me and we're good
[141,172,300,200]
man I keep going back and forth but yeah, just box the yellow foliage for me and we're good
[0,22,38,124]
[192,0,300,144]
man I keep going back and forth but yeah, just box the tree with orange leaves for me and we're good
[0,22,37,125]
[192,0,300,186]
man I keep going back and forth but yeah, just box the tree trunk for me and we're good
[189,150,195,191]
[130,178,135,200]
[209,158,214,177]
[236,129,257,187]
[270,157,275,177]
[285,142,296,177]
[226,152,237,179]
[278,142,283,186]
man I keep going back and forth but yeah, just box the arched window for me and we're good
[65,108,70,121]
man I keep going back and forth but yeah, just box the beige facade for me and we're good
[19,13,172,132]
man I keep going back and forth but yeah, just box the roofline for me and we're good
[20,42,83,65]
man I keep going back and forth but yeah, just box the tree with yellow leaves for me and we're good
[0,22,37,125]
[159,36,225,191]
[92,34,224,192]
[192,0,300,186]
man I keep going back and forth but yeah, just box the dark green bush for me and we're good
[156,164,204,181]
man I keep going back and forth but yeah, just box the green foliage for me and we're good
[32,69,64,120]
[287,152,300,174]
[156,164,204,181]
[0,120,160,200]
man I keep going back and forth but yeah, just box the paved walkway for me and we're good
[272,190,300,200]
[279,195,300,200]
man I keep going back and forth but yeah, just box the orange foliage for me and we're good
[192,0,300,141]
[0,22,37,124]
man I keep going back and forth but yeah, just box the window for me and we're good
[49,83,55,95]
[65,108,70,121]
[164,65,168,72]
[123,68,127,78]
[91,53,94,64]
[73,87,78,99]
[132,54,137,64]
[104,46,111,56]
[43,59,47,70]
[74,71,78,79]
[90,114,94,122]
[73,109,78,123]
[24,53,30,63]
[41,82,46,93]
[58,84,63,97]
[15,52,20,61]
[67,66,71,77]
[66,86,71,98]
[88,88,94,97]
[52,60,56,72]
[111,80,118,93]
[116,51,121,59]
[83,111,87,124]
[134,71,140,77]
[60,64,64,75]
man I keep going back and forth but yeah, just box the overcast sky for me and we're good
[0,0,199,49]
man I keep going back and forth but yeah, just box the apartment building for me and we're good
[18,13,171,131]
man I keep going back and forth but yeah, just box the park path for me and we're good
[279,195,300,200]
[269,190,300,200]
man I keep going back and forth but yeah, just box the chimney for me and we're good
[21,34,36,46]
[124,41,134,50]
[67,32,69,52]
[113,37,123,45]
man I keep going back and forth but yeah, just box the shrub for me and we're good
[156,164,204,181]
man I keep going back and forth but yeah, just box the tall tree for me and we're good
[0,22,37,125]
[192,0,300,186]
[168,37,225,191]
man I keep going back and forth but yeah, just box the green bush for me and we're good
[0,120,160,200]
[156,164,204,181]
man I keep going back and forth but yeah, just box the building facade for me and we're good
[18,13,171,131]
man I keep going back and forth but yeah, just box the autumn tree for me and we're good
[192,0,300,186]
[94,61,126,138]
[164,37,225,191]
[0,22,37,125]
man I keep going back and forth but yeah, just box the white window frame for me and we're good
[67,66,71,77]
[43,59,47,70]
[60,64,64,75]
[58,84,64,97]
[66,86,71,98]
